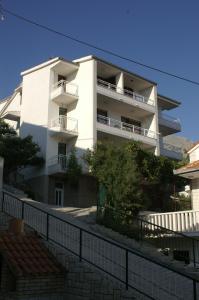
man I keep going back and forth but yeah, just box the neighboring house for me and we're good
[0,227,65,299]
[174,142,199,210]
[0,55,182,206]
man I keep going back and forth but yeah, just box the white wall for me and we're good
[20,66,52,176]
[189,147,199,163]
[191,178,199,210]
[69,59,97,155]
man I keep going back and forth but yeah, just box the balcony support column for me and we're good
[116,72,124,94]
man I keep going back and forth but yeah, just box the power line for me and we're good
[1,6,199,86]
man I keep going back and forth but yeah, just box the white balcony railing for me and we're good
[47,154,67,170]
[97,79,154,106]
[52,80,78,97]
[50,115,78,134]
[97,114,157,139]
[144,210,199,232]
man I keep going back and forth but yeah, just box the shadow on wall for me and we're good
[18,121,97,208]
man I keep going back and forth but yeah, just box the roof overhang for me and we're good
[158,94,181,110]
[174,168,199,179]
[21,57,78,76]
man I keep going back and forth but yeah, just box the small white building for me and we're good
[174,142,199,211]
[0,56,182,206]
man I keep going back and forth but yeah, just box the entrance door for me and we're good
[55,182,64,206]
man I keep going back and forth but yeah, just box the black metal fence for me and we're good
[97,205,199,268]
[1,191,199,300]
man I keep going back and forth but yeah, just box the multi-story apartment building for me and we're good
[0,56,182,206]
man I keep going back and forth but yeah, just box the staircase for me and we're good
[1,190,199,300]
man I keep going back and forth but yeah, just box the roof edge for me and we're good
[21,57,78,76]
[74,55,157,86]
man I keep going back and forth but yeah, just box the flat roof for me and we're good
[74,55,157,86]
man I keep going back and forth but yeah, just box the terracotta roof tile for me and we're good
[176,160,199,172]
[0,232,64,277]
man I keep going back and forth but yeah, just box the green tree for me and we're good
[85,140,188,214]
[66,149,82,186]
[85,141,146,215]
[0,119,44,180]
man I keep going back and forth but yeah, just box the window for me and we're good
[121,116,141,134]
[58,75,67,87]
[97,109,108,124]
[58,143,66,156]
[58,74,66,82]
[59,107,67,116]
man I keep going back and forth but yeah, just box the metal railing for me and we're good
[52,80,78,97]
[97,78,154,106]
[50,115,78,134]
[97,114,157,139]
[1,191,198,299]
[47,154,67,170]
[145,210,199,233]
[97,206,199,268]
[162,143,182,154]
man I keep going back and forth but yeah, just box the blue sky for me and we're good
[0,0,199,141]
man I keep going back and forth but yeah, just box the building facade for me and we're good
[0,56,182,206]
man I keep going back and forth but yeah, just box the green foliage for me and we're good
[85,141,147,214]
[0,119,44,179]
[66,149,82,187]
[85,140,188,214]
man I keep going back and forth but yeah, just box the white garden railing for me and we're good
[145,210,199,233]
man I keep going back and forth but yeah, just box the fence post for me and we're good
[21,201,24,219]
[46,213,49,241]
[192,239,196,268]
[140,219,143,242]
[126,249,129,290]
[79,229,82,262]
[1,191,4,212]
[193,279,197,300]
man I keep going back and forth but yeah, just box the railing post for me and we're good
[193,279,197,300]
[21,201,24,219]
[79,229,82,262]
[1,191,4,212]
[192,239,196,268]
[46,213,49,241]
[140,219,143,242]
[125,249,128,290]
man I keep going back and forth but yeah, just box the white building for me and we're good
[0,56,182,206]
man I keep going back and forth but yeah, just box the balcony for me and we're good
[97,79,155,113]
[47,154,67,175]
[2,110,20,122]
[49,115,78,139]
[160,143,183,160]
[97,114,157,146]
[159,113,181,135]
[51,80,78,106]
